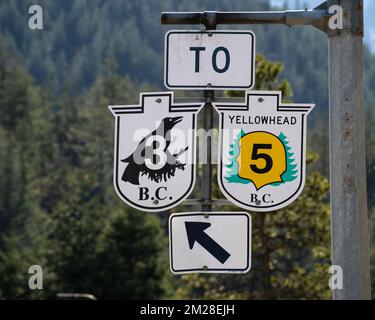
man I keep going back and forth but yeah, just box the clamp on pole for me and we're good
[203,11,218,30]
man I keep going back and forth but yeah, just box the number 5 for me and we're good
[250,144,273,174]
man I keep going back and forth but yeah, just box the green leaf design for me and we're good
[225,130,298,186]
[272,132,298,186]
[225,129,251,184]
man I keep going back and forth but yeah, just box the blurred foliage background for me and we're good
[0,0,374,299]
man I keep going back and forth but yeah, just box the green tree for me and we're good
[0,40,171,299]
[46,62,170,298]
[93,211,170,299]
[226,54,292,99]
[0,38,55,299]
[176,54,331,300]
[275,132,298,184]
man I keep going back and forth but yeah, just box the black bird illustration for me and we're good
[121,116,188,185]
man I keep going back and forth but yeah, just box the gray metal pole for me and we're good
[201,19,216,213]
[201,90,214,212]
[328,0,371,299]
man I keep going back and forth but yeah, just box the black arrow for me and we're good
[185,222,231,264]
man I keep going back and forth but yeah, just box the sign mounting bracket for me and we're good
[161,1,334,34]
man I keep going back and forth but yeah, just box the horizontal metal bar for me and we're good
[181,199,233,206]
[174,97,244,103]
[161,2,331,33]
[161,10,329,26]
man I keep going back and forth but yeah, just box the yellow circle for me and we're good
[236,131,286,190]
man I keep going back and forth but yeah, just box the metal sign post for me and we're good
[161,0,371,299]
[201,89,214,213]
[327,0,371,300]
[202,16,216,213]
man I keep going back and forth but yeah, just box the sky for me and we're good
[270,0,375,52]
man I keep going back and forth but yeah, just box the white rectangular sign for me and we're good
[169,212,251,274]
[164,30,255,90]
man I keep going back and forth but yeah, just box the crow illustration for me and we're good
[121,116,188,185]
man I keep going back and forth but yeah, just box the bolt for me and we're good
[203,266,208,271]
[155,98,162,103]
[153,199,159,205]
[204,213,209,219]
[207,83,212,88]
[208,32,213,37]
[258,97,264,103]
[255,199,261,206]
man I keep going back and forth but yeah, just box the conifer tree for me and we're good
[0,39,54,299]
[177,54,331,300]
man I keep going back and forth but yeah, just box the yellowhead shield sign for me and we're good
[213,91,314,212]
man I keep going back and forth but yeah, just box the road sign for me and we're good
[169,212,251,274]
[213,91,314,212]
[164,30,255,90]
[109,92,203,212]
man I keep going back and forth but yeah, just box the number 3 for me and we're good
[144,136,167,170]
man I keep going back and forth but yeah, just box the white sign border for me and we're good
[109,92,204,212]
[169,211,252,274]
[164,30,256,90]
[213,90,315,212]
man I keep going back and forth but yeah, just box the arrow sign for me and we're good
[185,222,231,264]
[169,212,251,274]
